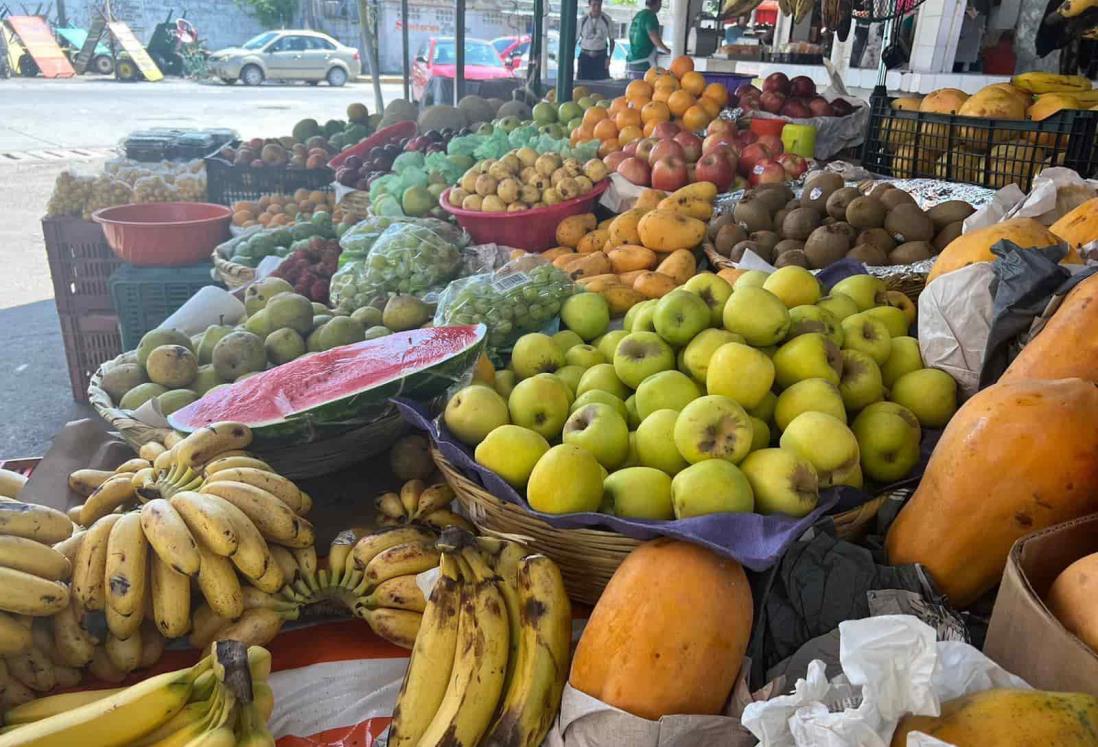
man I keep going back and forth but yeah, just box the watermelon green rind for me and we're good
[169,324,486,445]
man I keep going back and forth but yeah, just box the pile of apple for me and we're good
[734,73,856,119]
[604,117,809,193]
[443,268,959,522]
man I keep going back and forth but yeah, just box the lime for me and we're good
[558,101,583,123]
[577,96,595,110]
[532,102,558,124]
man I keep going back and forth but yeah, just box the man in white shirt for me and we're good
[577,0,614,80]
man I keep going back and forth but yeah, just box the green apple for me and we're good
[670,460,754,518]
[681,329,745,383]
[622,433,640,468]
[553,329,585,352]
[880,336,924,388]
[840,313,892,365]
[683,272,733,326]
[635,370,700,419]
[474,424,550,488]
[565,344,606,369]
[561,292,610,341]
[832,462,863,489]
[625,394,641,429]
[613,331,675,389]
[852,401,921,483]
[494,370,516,400]
[739,448,819,517]
[555,365,584,396]
[603,467,674,519]
[627,299,658,332]
[706,342,775,410]
[623,298,655,332]
[734,270,769,289]
[635,409,688,475]
[863,305,910,338]
[576,363,630,400]
[722,287,791,346]
[748,391,777,424]
[534,372,572,405]
[511,333,565,379]
[830,274,887,311]
[749,416,771,451]
[762,266,821,308]
[773,332,842,389]
[838,349,884,412]
[815,292,860,321]
[571,390,628,421]
[653,289,711,347]
[527,444,604,514]
[508,374,572,440]
[443,385,510,446]
[788,305,843,347]
[673,395,753,464]
[779,411,860,487]
[563,403,630,469]
[594,329,629,361]
[774,378,847,431]
[890,368,957,428]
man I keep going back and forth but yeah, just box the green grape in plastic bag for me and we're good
[393,151,425,172]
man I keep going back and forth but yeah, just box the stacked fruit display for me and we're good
[229,190,339,229]
[215,102,377,169]
[222,211,338,268]
[46,159,207,220]
[445,268,957,522]
[734,73,856,119]
[448,149,609,212]
[267,237,341,305]
[713,176,975,269]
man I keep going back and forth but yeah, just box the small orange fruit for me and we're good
[575,123,596,141]
[618,125,643,144]
[697,97,721,118]
[643,66,666,83]
[592,118,619,141]
[583,107,609,126]
[609,96,630,114]
[667,89,696,117]
[654,74,679,91]
[703,82,729,107]
[641,100,671,123]
[643,120,658,137]
[669,55,694,79]
[598,138,622,157]
[625,79,654,99]
[680,71,706,96]
[615,108,643,129]
[682,105,710,132]
[652,87,673,104]
[626,95,651,111]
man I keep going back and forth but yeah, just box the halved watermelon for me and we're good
[170,324,485,443]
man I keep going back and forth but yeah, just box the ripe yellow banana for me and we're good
[138,442,168,462]
[298,490,313,516]
[0,612,31,657]
[170,492,239,558]
[290,545,317,577]
[375,492,407,522]
[106,590,144,640]
[139,623,166,669]
[399,480,425,517]
[478,538,527,692]
[51,665,82,689]
[114,458,151,474]
[199,482,310,547]
[87,646,127,683]
[0,469,28,500]
[420,509,475,533]
[131,467,157,496]
[128,694,218,747]
[0,536,71,581]
[361,574,427,613]
[105,512,148,617]
[1058,0,1098,18]
[188,604,231,650]
[71,513,122,612]
[361,607,422,649]
[241,586,297,614]
[0,657,208,746]
[195,542,244,620]
[364,542,441,589]
[351,526,437,572]
[154,448,176,474]
[150,551,192,639]
[387,554,462,747]
[236,699,276,747]
[67,469,113,498]
[195,493,276,588]
[327,529,358,587]
[105,628,142,673]
[0,502,73,544]
[49,603,94,667]
[6,647,56,692]
[3,686,124,725]
[415,546,510,747]
[141,499,201,576]
[203,469,303,513]
[51,530,84,565]
[173,423,253,469]
[267,545,300,587]
[1011,72,1092,93]
[0,565,70,618]
[414,484,455,519]
[214,608,285,648]
[201,455,272,475]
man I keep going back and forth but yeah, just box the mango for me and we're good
[637,209,706,253]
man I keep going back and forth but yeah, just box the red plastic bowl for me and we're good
[93,202,232,267]
[440,180,609,251]
[750,118,787,137]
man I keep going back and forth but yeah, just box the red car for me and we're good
[412,37,517,103]
[492,35,531,70]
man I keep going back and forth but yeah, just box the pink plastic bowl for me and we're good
[93,201,232,266]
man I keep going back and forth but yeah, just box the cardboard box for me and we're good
[984,514,1098,695]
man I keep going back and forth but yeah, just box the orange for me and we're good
[653,87,673,104]
[702,82,729,107]
[644,66,666,83]
[682,105,710,132]
[592,118,620,141]
[598,138,622,157]
[583,106,609,126]
[654,74,679,91]
[667,89,696,117]
[615,108,643,129]
[626,79,654,100]
[641,100,671,123]
[680,71,706,96]
[618,125,643,144]
[574,123,595,142]
[669,55,694,79]
[697,96,721,118]
[609,96,630,114]
[626,95,651,110]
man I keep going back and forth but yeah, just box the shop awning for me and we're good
[755,1,779,25]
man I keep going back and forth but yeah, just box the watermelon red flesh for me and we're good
[169,324,485,438]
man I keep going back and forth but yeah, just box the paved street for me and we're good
[0,76,408,458]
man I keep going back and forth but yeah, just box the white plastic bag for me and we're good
[916,263,995,400]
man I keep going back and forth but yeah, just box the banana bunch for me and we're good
[0,640,275,746]
[720,0,763,20]
[0,469,27,500]
[388,529,572,747]
[376,479,474,533]
[1011,72,1092,94]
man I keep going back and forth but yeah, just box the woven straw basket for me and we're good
[89,352,178,450]
[212,251,256,290]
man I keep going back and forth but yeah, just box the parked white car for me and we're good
[209,30,361,86]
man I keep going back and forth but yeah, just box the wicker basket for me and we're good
[89,352,177,451]
[212,251,255,290]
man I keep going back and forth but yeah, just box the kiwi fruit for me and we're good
[773,208,790,229]
[802,172,844,213]
[847,244,890,266]
[879,189,917,211]
[785,198,801,210]
[804,224,852,269]
[927,200,975,230]
[715,223,748,256]
[731,240,775,264]
[831,222,858,242]
[707,212,735,240]
[885,203,935,242]
[733,196,772,233]
[846,196,887,229]
[821,216,836,225]
[856,227,897,253]
[889,241,934,264]
[826,187,862,220]
[749,231,780,254]
[782,207,823,241]
[933,220,963,253]
[752,185,792,213]
[774,249,809,268]
[867,182,895,198]
[774,239,805,256]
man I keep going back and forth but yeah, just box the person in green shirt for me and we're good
[627,0,670,73]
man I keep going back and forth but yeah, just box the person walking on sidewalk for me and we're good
[627,0,671,74]
[577,0,615,80]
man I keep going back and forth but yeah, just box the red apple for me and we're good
[634,138,658,162]
[649,139,686,164]
[706,119,736,137]
[695,151,735,191]
[652,121,681,140]
[749,158,787,186]
[760,91,786,114]
[734,130,758,148]
[756,134,784,155]
[776,152,808,178]
[738,142,772,177]
[673,131,703,162]
[622,140,639,156]
[789,75,816,98]
[831,98,855,117]
[616,156,651,186]
[808,96,835,117]
[705,144,740,174]
[604,150,629,171]
[702,133,736,154]
[735,83,761,99]
[780,99,812,119]
[763,72,791,95]
[738,94,761,112]
[651,156,689,191]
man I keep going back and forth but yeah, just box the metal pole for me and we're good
[358,0,385,114]
[530,0,543,93]
[401,0,410,100]
[55,0,65,26]
[557,0,576,102]
[454,0,464,104]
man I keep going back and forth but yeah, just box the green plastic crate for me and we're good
[109,262,221,351]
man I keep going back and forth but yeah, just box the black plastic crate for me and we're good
[861,89,1098,191]
[204,156,333,206]
[109,262,221,351]
[42,217,124,315]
